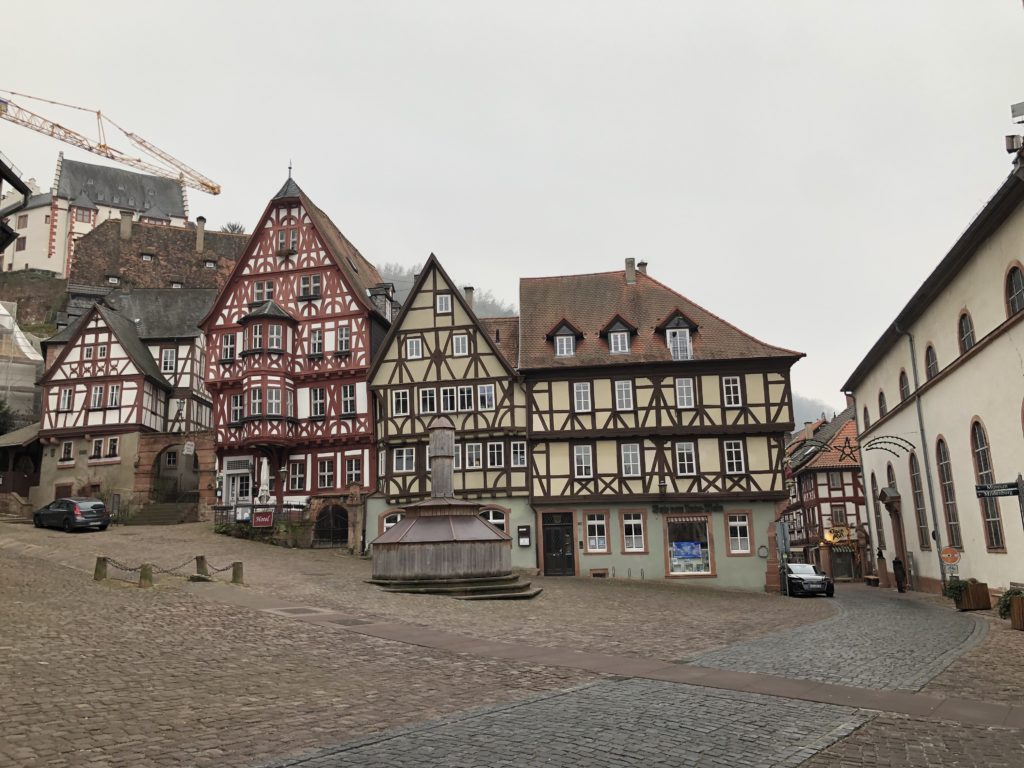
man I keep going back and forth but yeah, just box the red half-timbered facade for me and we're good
[201,178,394,534]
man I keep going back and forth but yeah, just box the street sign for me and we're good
[976,481,1019,498]
[251,510,274,528]
[944,564,959,576]
[182,441,196,456]
[940,546,961,565]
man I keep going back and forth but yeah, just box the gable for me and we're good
[41,309,145,385]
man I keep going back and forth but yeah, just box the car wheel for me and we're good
[33,514,42,528]
[98,524,109,531]
[62,517,72,533]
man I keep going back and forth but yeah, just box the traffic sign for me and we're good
[944,564,959,576]
[940,546,961,565]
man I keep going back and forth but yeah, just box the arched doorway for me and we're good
[152,444,200,502]
[313,505,349,548]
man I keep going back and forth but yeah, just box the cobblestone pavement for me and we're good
[693,585,984,690]
[257,679,870,768]
[924,613,1024,705]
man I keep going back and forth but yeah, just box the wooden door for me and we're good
[542,513,575,576]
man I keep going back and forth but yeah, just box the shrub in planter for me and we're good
[943,578,969,602]
[997,587,1024,620]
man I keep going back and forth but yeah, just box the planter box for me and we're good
[1011,595,1024,631]
[954,582,992,611]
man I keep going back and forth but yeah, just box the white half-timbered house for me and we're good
[201,178,395,548]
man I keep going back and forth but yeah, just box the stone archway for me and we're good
[135,432,217,515]
[309,491,364,553]
[313,505,349,548]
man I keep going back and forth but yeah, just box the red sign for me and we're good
[251,510,274,528]
[940,546,961,565]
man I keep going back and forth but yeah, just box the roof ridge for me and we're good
[521,269,622,281]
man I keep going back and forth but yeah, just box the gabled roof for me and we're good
[56,158,187,217]
[240,300,296,324]
[518,269,802,370]
[786,406,860,472]
[599,314,638,337]
[544,319,584,340]
[0,421,41,447]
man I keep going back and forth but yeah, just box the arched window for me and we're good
[886,463,897,490]
[863,406,871,430]
[870,472,886,548]
[878,391,888,418]
[908,454,930,549]
[480,508,507,533]
[382,512,403,532]
[958,312,975,354]
[936,439,962,548]
[971,421,1004,550]
[1007,266,1024,317]
[925,345,939,380]
[898,371,910,402]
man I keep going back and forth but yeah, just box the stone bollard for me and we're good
[231,561,244,585]
[94,556,108,582]
[196,555,209,577]
[139,563,154,588]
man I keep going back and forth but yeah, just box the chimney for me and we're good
[463,286,474,308]
[196,216,206,253]
[845,393,855,408]
[803,421,815,439]
[119,211,132,241]
[625,257,636,285]
[428,416,456,498]
[637,260,648,275]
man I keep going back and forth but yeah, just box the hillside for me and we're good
[0,271,67,336]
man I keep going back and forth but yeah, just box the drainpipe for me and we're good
[893,321,946,590]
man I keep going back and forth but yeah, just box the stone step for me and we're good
[454,588,544,601]
[377,578,542,599]
[367,573,521,589]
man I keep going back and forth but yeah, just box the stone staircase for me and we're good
[368,573,542,600]
[124,502,198,526]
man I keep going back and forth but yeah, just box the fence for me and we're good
[213,503,308,527]
[94,554,243,587]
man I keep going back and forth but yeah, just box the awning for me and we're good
[0,422,41,449]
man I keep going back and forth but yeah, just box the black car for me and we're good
[784,562,834,597]
[33,498,110,532]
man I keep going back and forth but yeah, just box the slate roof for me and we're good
[0,192,52,217]
[56,158,187,217]
[104,289,217,339]
[479,316,520,369]
[517,269,802,370]
[95,305,169,386]
[240,300,295,323]
[786,406,860,472]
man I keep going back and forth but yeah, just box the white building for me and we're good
[0,154,188,277]
[843,155,1024,594]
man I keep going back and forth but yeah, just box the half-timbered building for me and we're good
[783,406,868,580]
[201,178,396,548]
[365,255,531,565]
[35,288,215,514]
[519,259,802,587]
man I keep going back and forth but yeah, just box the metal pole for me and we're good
[1017,473,1024,535]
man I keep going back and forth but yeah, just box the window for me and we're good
[250,388,263,416]
[289,460,306,491]
[623,513,645,552]
[609,331,630,354]
[107,384,120,408]
[15,237,26,252]
[340,384,356,416]
[573,382,592,412]
[98,345,107,359]
[936,439,962,548]
[16,214,28,228]
[268,325,282,350]
[511,441,527,468]
[91,438,103,459]
[107,437,119,457]
[667,516,711,574]
[318,458,335,489]
[230,394,244,422]
[827,471,842,490]
[863,407,871,430]
[289,228,298,250]
[392,390,410,416]
[286,389,295,417]
[724,440,745,474]
[971,421,1004,550]
[555,334,575,357]
[457,385,473,411]
[675,442,696,476]
[909,454,930,550]
[1008,266,1024,316]
[60,441,74,461]
[84,346,94,360]
[675,377,694,409]
[383,512,403,532]
[221,334,235,360]
[453,334,468,356]
[465,443,482,469]
[166,451,178,468]
[621,443,641,477]
[666,328,692,361]
[310,387,325,418]
[405,337,423,359]
[958,312,975,354]
[586,513,608,552]
[453,443,462,470]
[870,472,886,549]
[299,274,322,298]
[878,391,888,418]
[337,325,350,353]
[480,508,507,533]
[310,328,323,356]
[419,388,436,414]
[277,230,286,251]
[441,386,457,412]
[267,387,282,416]
[728,514,751,554]
[204,260,216,269]
[614,380,634,411]
[59,388,73,412]
[90,385,103,409]
[722,377,742,407]
[573,445,593,478]
[161,348,176,373]
[925,345,939,380]
[478,383,495,411]
[170,282,182,289]
[74,208,91,223]
[487,442,504,468]
[829,503,847,526]
[898,371,910,402]
[141,252,154,262]
[345,457,362,486]
[436,294,452,314]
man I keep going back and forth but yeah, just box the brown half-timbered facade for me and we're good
[520,259,802,587]
[201,178,395,547]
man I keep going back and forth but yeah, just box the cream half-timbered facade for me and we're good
[201,178,394,546]
[365,256,529,560]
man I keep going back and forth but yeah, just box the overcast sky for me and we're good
[5,2,1023,409]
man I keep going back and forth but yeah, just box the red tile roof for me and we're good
[479,316,520,370]
[804,418,862,470]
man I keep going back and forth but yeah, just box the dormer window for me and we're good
[609,331,630,354]
[555,334,575,357]
[107,275,120,285]
[170,281,183,289]
[436,294,452,314]
[667,328,691,361]
[140,252,154,262]
[204,260,216,269]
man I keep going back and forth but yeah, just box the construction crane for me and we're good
[0,89,221,195]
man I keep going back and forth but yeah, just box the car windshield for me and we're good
[789,564,819,575]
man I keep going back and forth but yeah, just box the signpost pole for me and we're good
[1017,473,1024,535]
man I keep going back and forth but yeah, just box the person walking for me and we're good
[892,557,907,593]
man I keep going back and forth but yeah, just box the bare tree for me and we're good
[220,221,246,234]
